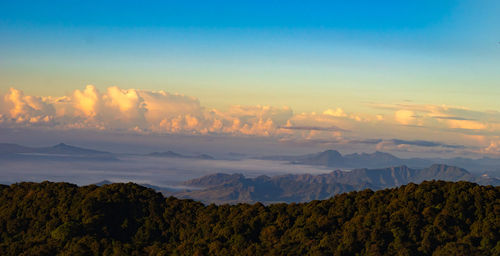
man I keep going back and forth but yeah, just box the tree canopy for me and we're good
[0,180,498,255]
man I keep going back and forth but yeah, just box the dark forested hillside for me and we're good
[0,181,498,255]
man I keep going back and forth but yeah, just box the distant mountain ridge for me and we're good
[0,143,111,155]
[0,143,216,161]
[177,164,500,204]
[260,150,414,168]
[0,143,116,161]
[262,149,500,174]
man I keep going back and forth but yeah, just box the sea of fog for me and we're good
[0,155,337,187]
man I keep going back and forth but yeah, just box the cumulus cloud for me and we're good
[73,85,100,117]
[2,88,55,125]
[3,87,500,157]
[1,86,364,145]
[0,86,301,137]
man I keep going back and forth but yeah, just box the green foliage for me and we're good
[0,181,498,255]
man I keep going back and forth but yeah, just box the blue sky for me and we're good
[0,1,460,28]
[0,1,500,107]
[1,1,499,111]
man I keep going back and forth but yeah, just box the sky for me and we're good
[1,1,500,157]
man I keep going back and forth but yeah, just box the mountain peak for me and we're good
[182,173,245,187]
[427,164,470,174]
[47,143,110,155]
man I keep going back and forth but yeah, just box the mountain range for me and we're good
[175,164,500,204]
[262,149,500,174]
[0,142,217,161]
[0,143,117,161]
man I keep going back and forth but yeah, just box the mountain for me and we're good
[177,164,500,204]
[344,151,403,166]
[295,150,410,168]
[291,149,344,166]
[0,143,35,154]
[42,143,111,155]
[179,173,361,204]
[289,150,407,168]
[0,142,112,155]
[263,149,500,174]
[148,151,215,160]
[263,150,407,168]
[0,143,116,161]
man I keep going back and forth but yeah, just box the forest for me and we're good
[0,180,498,255]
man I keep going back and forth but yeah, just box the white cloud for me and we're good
[73,85,100,118]
[0,86,297,137]
[2,88,55,125]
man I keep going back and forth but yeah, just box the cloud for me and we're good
[394,110,417,125]
[374,140,461,153]
[444,119,487,130]
[0,86,300,137]
[323,108,347,117]
[73,85,100,117]
[3,87,500,157]
[349,139,383,145]
[2,88,55,125]
[141,90,204,124]
[389,139,464,149]
[1,86,360,144]
[278,125,348,132]
[482,140,500,155]
[226,105,293,125]
[432,116,475,121]
[371,102,500,133]
[104,87,144,114]
[349,138,463,149]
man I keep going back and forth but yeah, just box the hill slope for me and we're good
[0,181,498,255]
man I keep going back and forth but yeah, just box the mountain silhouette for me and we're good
[178,164,499,204]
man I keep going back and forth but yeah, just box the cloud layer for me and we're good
[3,85,500,156]
[1,86,297,136]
